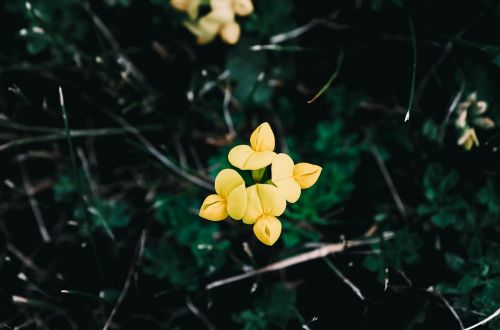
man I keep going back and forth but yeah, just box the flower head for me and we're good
[454,92,495,151]
[199,122,322,246]
[228,122,277,170]
[173,0,253,45]
[243,184,286,246]
[199,169,247,221]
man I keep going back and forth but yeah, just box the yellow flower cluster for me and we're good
[199,123,322,246]
[455,92,495,151]
[171,0,253,45]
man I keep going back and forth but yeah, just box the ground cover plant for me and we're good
[1,0,500,329]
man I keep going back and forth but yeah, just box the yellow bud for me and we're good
[250,122,275,152]
[199,194,228,221]
[457,128,479,151]
[293,163,322,189]
[253,215,281,246]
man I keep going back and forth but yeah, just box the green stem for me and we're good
[252,168,266,182]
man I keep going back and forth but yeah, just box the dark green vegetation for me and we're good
[1,0,500,329]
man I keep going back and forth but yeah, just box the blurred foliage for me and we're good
[1,0,500,329]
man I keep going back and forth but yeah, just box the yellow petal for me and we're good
[275,177,301,203]
[228,145,275,170]
[226,183,247,220]
[199,194,228,221]
[204,0,234,24]
[293,163,322,189]
[250,122,275,152]
[271,153,294,181]
[171,0,191,11]
[271,153,301,203]
[214,168,245,198]
[220,21,241,45]
[257,184,286,216]
[242,185,263,224]
[232,0,253,16]
[187,0,200,18]
[211,0,232,11]
[253,215,282,246]
[458,128,479,150]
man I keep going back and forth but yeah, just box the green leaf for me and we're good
[445,253,465,272]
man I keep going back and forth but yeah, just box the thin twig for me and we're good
[6,244,47,276]
[185,296,217,330]
[102,228,147,330]
[464,308,500,330]
[323,257,365,300]
[206,232,394,290]
[427,287,464,330]
[19,163,51,243]
[59,87,104,280]
[222,82,236,138]
[369,142,408,221]
[102,109,214,191]
[404,14,417,122]
[270,16,348,44]
[77,148,99,198]
[0,126,163,153]
[307,49,344,104]
[439,60,465,142]
[82,3,151,91]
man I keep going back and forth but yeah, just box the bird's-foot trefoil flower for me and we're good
[228,122,276,170]
[199,121,322,246]
[271,153,322,203]
[454,92,495,151]
[242,184,286,246]
[199,169,247,221]
[172,0,253,45]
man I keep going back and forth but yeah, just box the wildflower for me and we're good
[199,169,247,221]
[228,122,276,170]
[243,184,286,246]
[271,153,322,203]
[173,0,254,45]
[457,128,479,151]
[199,121,322,246]
[454,92,495,151]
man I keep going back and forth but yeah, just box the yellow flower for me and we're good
[199,169,247,221]
[271,153,322,203]
[457,128,479,151]
[243,184,286,246]
[173,0,253,45]
[228,122,277,170]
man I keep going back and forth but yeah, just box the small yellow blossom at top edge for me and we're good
[172,0,253,45]
[199,169,247,221]
[228,122,277,170]
[243,184,286,246]
[271,153,322,203]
